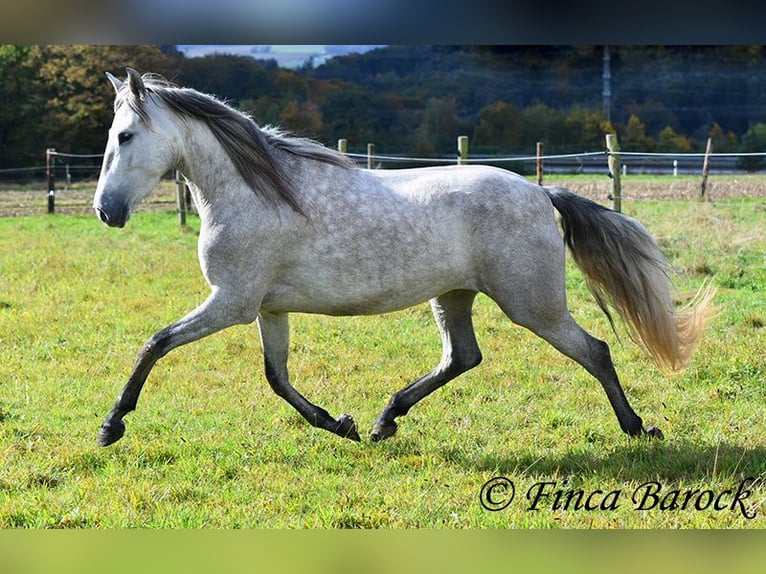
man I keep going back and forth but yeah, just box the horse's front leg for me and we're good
[257,311,360,442]
[371,290,482,441]
[97,292,249,446]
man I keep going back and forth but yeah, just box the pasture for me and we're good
[0,175,764,528]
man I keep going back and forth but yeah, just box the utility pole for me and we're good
[602,46,612,124]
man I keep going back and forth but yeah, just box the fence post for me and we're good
[367,143,375,169]
[457,136,469,165]
[536,141,544,185]
[606,134,622,212]
[700,136,713,199]
[175,170,186,228]
[46,148,56,214]
[337,138,348,155]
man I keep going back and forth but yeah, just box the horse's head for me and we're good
[94,68,181,228]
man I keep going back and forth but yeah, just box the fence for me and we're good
[2,136,766,221]
[341,134,766,212]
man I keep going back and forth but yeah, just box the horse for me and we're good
[93,68,715,448]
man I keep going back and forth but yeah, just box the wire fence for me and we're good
[2,142,766,217]
[4,146,766,177]
[346,149,766,175]
[3,146,766,176]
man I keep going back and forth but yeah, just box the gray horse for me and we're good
[93,68,715,447]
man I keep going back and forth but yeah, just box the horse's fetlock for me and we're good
[623,420,644,437]
[370,419,398,442]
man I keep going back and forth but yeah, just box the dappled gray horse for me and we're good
[93,68,715,447]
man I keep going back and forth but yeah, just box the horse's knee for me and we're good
[464,348,483,370]
[448,346,482,376]
[138,327,176,363]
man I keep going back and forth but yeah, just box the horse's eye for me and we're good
[118,132,133,145]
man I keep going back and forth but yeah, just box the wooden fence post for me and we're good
[46,148,56,214]
[606,134,622,212]
[536,141,544,185]
[700,136,713,199]
[337,138,348,155]
[457,136,468,165]
[367,143,375,169]
[175,170,186,228]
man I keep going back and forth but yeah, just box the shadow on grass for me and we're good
[439,440,766,482]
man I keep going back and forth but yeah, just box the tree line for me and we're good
[3,44,766,177]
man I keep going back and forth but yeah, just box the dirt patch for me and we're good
[0,185,179,218]
[557,177,766,202]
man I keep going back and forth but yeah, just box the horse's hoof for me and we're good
[335,414,361,442]
[642,425,664,440]
[97,419,125,447]
[370,420,397,442]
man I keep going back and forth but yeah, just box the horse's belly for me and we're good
[261,262,477,316]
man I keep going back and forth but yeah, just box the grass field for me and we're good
[0,175,764,528]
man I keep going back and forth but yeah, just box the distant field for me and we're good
[0,179,180,217]
[0,176,764,528]
[2,172,766,217]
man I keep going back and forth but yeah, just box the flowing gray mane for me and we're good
[116,73,355,213]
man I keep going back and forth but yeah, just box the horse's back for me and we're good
[371,163,565,292]
[261,164,560,315]
[368,164,557,242]
[369,164,533,201]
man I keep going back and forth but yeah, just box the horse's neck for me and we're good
[177,122,262,217]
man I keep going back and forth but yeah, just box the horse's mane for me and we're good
[117,73,355,214]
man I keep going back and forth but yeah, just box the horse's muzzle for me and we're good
[95,204,129,228]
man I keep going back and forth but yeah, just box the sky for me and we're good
[176,45,385,68]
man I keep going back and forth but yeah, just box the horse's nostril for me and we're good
[95,205,128,228]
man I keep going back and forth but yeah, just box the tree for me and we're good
[655,126,692,153]
[521,102,567,153]
[625,100,679,139]
[708,122,738,153]
[622,114,654,151]
[29,45,177,154]
[738,122,766,172]
[0,45,41,170]
[318,87,379,148]
[414,97,467,157]
[279,100,323,136]
[563,107,609,151]
[177,54,277,106]
[472,101,524,152]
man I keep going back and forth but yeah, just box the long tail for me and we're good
[545,187,716,371]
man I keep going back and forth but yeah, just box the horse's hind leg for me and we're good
[371,289,482,441]
[257,311,361,442]
[488,272,661,439]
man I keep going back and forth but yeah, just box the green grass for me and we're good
[0,196,764,528]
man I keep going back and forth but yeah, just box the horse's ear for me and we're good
[106,72,123,93]
[125,67,146,100]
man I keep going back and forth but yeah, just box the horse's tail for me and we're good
[545,186,716,371]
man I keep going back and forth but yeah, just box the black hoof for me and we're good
[97,419,126,447]
[335,414,361,442]
[370,420,397,442]
[642,425,664,440]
